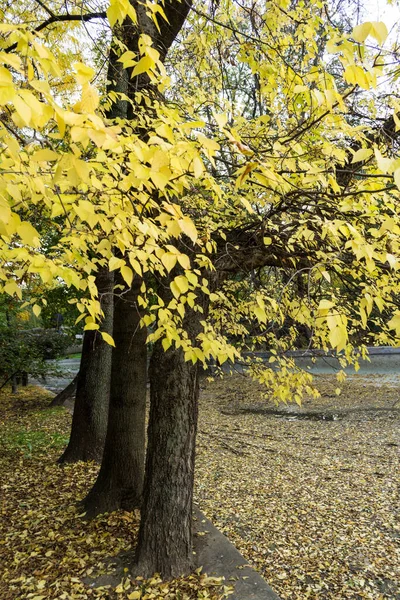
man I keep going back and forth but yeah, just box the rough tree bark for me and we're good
[135,278,205,577]
[135,336,199,577]
[58,267,114,464]
[50,373,78,407]
[82,276,147,518]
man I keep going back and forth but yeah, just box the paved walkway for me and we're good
[194,508,280,599]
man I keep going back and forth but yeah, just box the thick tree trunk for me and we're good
[58,267,114,464]
[50,373,78,407]
[135,307,202,578]
[82,276,147,518]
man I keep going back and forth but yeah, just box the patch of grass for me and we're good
[0,385,72,459]
[31,406,65,419]
[0,427,69,457]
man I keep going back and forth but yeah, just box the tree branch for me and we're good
[5,11,107,53]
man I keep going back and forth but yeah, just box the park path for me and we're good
[32,357,80,394]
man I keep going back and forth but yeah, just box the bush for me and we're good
[28,329,72,359]
[0,327,73,389]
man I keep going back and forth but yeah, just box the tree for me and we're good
[58,266,114,463]
[50,373,78,406]
[81,0,194,514]
[1,0,400,581]
[82,275,147,516]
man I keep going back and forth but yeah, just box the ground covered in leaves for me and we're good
[1,376,399,599]
[195,374,400,599]
[0,386,228,600]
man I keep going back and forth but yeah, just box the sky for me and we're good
[364,0,400,20]
[363,0,400,42]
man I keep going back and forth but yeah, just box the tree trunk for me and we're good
[135,307,202,578]
[82,276,147,519]
[58,267,114,464]
[50,373,78,407]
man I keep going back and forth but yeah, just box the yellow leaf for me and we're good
[240,197,255,214]
[0,197,11,224]
[254,305,266,323]
[31,149,59,162]
[117,50,136,68]
[109,256,125,271]
[84,322,100,330]
[151,168,171,190]
[193,156,204,178]
[162,337,172,352]
[121,265,133,287]
[128,591,141,599]
[73,62,95,85]
[0,52,22,71]
[178,217,198,243]
[32,304,41,317]
[370,21,389,45]
[351,22,373,43]
[101,331,115,346]
[14,95,31,125]
[3,280,22,299]
[374,148,393,173]
[393,168,400,190]
[74,200,98,228]
[177,254,190,270]
[352,21,388,45]
[214,112,228,129]
[329,325,347,351]
[318,299,335,310]
[351,148,373,163]
[18,222,40,247]
[129,257,143,276]
[174,275,189,294]
[388,313,400,335]
[344,65,369,89]
[131,55,154,78]
[74,83,99,113]
[161,252,177,272]
[0,66,15,105]
[170,280,180,299]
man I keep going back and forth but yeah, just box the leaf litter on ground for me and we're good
[0,385,230,600]
[195,373,400,599]
[0,375,399,599]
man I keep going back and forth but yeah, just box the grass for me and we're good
[62,352,82,359]
[0,428,69,456]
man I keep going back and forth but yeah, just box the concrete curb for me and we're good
[193,508,280,600]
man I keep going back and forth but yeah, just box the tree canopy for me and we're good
[1,0,400,401]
